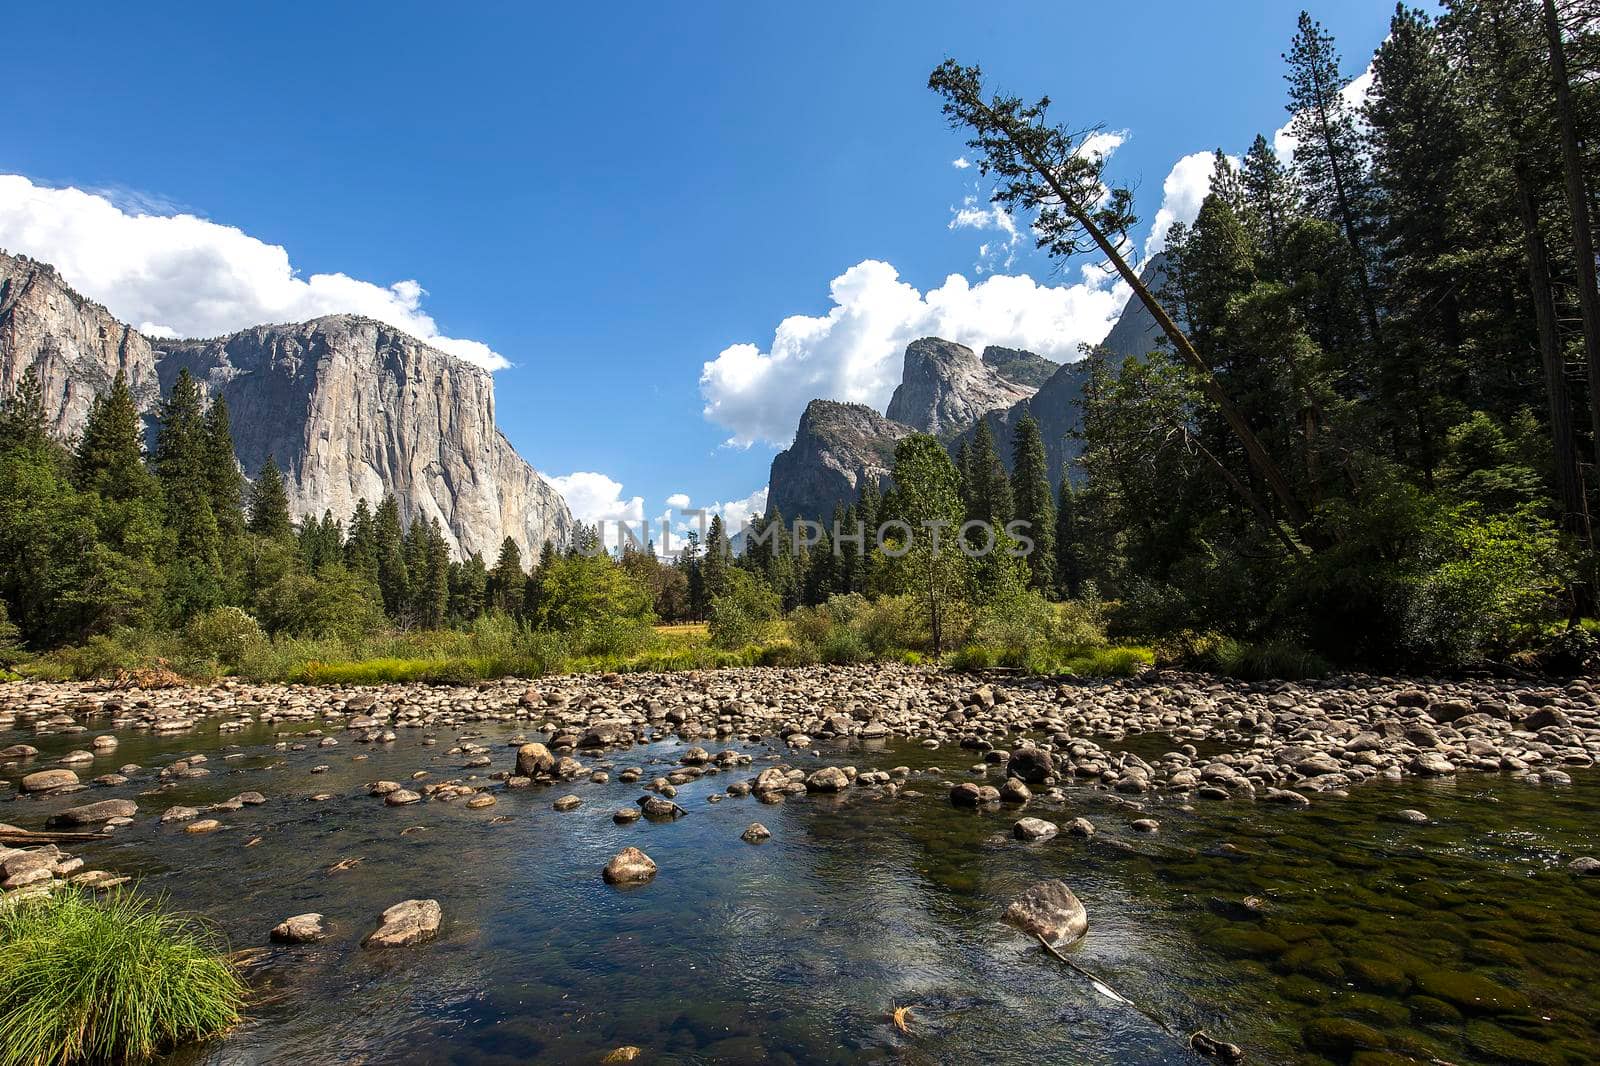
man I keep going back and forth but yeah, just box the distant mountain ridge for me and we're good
[0,249,572,561]
[764,254,1168,520]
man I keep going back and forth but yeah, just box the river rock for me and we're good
[602,846,657,885]
[1003,880,1088,944]
[1013,817,1058,841]
[47,799,136,827]
[271,913,328,943]
[363,899,442,947]
[741,822,771,843]
[20,768,79,792]
[515,742,555,777]
[804,766,850,793]
[1006,746,1055,784]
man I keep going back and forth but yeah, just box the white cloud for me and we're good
[1078,130,1128,161]
[1142,150,1228,258]
[664,492,691,510]
[948,194,1021,272]
[542,471,645,526]
[700,259,1125,447]
[951,157,971,169]
[0,174,508,371]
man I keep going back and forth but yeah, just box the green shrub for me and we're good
[818,626,869,664]
[185,607,265,668]
[1209,638,1330,680]
[0,888,245,1066]
[1055,595,1109,649]
[1061,645,1154,677]
[708,570,781,650]
[756,640,816,667]
[972,587,1057,660]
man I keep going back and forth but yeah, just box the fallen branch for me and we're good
[0,828,108,845]
[1035,935,1247,1061]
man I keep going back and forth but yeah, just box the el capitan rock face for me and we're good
[884,337,1037,437]
[0,249,572,561]
[765,400,912,523]
[156,316,571,561]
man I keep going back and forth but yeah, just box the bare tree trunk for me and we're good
[1543,0,1600,472]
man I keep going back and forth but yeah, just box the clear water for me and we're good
[4,708,1600,1065]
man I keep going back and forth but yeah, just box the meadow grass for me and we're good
[0,888,245,1066]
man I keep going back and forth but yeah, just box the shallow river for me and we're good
[4,709,1599,1065]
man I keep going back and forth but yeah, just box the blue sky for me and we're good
[1,0,1411,535]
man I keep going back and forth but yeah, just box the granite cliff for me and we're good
[0,250,572,561]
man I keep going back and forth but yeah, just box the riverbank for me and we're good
[4,666,1600,1064]
[4,665,1597,807]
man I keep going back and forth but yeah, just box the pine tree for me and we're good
[1285,11,1385,360]
[72,370,155,502]
[1366,3,1470,477]
[450,552,488,623]
[966,419,1013,527]
[702,515,731,601]
[0,367,50,453]
[1055,475,1087,598]
[1240,134,1299,270]
[487,536,525,616]
[416,517,450,628]
[153,369,223,601]
[246,455,293,538]
[344,498,379,583]
[201,396,244,542]
[802,525,838,606]
[1010,413,1056,592]
[373,495,411,617]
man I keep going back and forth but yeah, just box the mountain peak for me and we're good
[884,336,1038,437]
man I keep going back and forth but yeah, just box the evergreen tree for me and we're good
[246,455,293,538]
[414,517,450,628]
[965,419,1013,526]
[1240,134,1299,269]
[201,396,245,543]
[373,495,410,617]
[1285,11,1386,360]
[0,367,50,453]
[487,536,525,616]
[153,369,222,611]
[1010,413,1056,592]
[450,552,488,624]
[802,525,838,606]
[1055,474,1087,598]
[702,515,731,601]
[344,498,379,583]
[72,370,153,501]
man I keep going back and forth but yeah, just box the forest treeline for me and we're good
[3,1,1599,678]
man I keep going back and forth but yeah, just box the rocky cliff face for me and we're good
[980,345,1058,390]
[0,251,162,437]
[765,400,913,522]
[884,337,1038,437]
[952,254,1170,488]
[0,250,572,561]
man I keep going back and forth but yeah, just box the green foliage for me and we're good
[184,606,266,668]
[1208,638,1332,681]
[254,565,386,641]
[0,888,245,1066]
[709,568,782,649]
[245,455,292,539]
[533,553,655,655]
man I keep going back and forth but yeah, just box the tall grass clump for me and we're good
[0,888,246,1066]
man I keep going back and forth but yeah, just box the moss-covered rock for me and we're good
[1414,969,1530,1014]
[1302,1017,1387,1057]
[1207,927,1291,959]
[1345,957,1410,995]
[1405,994,1463,1025]
[1464,1020,1561,1065]
[1279,974,1332,1005]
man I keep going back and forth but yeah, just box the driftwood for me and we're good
[1035,935,1247,1062]
[0,828,107,846]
